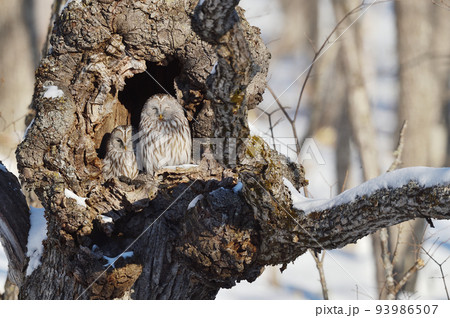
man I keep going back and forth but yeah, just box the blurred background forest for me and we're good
[1,0,449,299]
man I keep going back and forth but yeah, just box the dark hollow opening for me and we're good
[97,132,111,159]
[83,219,136,262]
[118,59,182,128]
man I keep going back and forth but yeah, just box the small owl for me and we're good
[102,125,138,180]
[137,94,191,174]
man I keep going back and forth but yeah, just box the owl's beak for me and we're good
[159,114,164,120]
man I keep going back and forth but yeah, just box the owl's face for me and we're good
[108,125,133,154]
[141,94,184,123]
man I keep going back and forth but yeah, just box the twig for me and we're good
[378,120,408,299]
[256,106,284,149]
[267,86,301,156]
[387,121,407,172]
[0,113,6,129]
[421,246,450,300]
[393,259,425,295]
[432,0,450,10]
[340,169,349,193]
[379,228,396,299]
[390,224,403,267]
[294,3,367,120]
[250,110,297,155]
[310,250,329,300]
[268,2,370,165]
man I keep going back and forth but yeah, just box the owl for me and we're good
[137,94,191,174]
[102,125,139,180]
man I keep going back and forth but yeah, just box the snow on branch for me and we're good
[241,153,450,266]
[287,167,450,215]
[293,167,450,251]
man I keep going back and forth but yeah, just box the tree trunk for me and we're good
[393,0,448,295]
[16,0,271,299]
[0,0,448,300]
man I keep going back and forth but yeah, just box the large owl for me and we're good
[137,94,191,174]
[102,125,138,180]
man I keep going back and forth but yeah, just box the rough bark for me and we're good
[0,0,448,300]
[14,0,270,299]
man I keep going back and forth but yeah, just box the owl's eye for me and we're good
[115,137,125,148]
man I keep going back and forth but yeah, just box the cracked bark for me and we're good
[0,0,448,299]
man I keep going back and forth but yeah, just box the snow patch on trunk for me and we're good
[233,182,243,193]
[188,194,204,210]
[64,189,87,207]
[43,85,64,99]
[26,207,47,276]
[103,251,134,268]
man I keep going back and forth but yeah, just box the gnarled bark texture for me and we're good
[15,0,272,299]
[0,0,448,300]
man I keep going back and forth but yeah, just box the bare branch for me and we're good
[294,2,366,119]
[267,86,302,156]
[255,106,284,149]
[387,121,408,173]
[380,228,396,299]
[241,136,450,266]
[310,250,329,300]
[421,246,450,299]
[394,259,425,296]
[378,120,408,299]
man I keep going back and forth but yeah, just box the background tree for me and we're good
[388,0,449,295]
[0,0,54,300]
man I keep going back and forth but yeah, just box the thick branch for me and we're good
[298,180,449,250]
[237,138,449,267]
[0,162,30,286]
[165,147,449,293]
